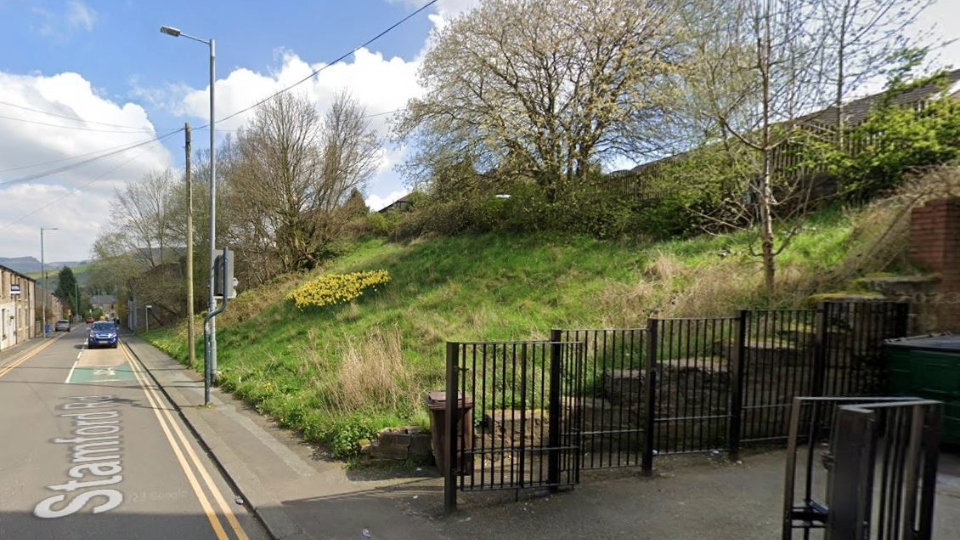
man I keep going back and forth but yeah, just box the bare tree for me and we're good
[225,91,379,274]
[395,0,684,201]
[105,169,180,268]
[672,0,829,298]
[91,168,184,317]
[815,0,935,143]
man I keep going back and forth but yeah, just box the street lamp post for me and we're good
[145,305,152,333]
[40,227,58,337]
[161,25,217,403]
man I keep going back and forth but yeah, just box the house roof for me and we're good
[622,69,960,175]
[377,193,415,213]
[0,264,35,283]
[797,68,960,128]
[91,295,117,305]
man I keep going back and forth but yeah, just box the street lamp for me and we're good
[40,227,58,337]
[161,24,219,397]
[145,305,152,333]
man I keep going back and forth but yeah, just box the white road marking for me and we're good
[64,361,79,384]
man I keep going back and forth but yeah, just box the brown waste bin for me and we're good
[425,391,474,474]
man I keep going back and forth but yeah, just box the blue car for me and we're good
[88,321,119,349]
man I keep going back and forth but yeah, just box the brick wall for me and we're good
[909,198,960,332]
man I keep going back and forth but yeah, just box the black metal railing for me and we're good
[443,340,584,512]
[736,309,819,446]
[552,328,646,469]
[644,317,738,461]
[444,301,911,510]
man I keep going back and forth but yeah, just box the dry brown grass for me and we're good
[597,251,767,323]
[834,165,960,281]
[218,272,304,326]
[595,165,960,322]
[328,325,417,413]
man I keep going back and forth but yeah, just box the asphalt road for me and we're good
[0,327,268,540]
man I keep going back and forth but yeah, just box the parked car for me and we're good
[85,317,95,324]
[54,320,71,332]
[88,321,119,349]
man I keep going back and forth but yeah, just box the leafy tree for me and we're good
[808,69,960,200]
[396,0,685,203]
[663,0,937,299]
[670,0,832,298]
[54,266,80,317]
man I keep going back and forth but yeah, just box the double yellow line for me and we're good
[121,344,249,540]
[0,337,59,378]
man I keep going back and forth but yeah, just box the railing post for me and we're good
[812,303,828,397]
[895,301,910,337]
[728,310,748,461]
[443,342,459,514]
[918,404,943,540]
[548,330,562,492]
[641,318,658,476]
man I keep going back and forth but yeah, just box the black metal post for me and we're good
[728,310,748,461]
[917,404,942,540]
[443,342,459,514]
[548,330,562,491]
[812,304,828,398]
[641,318,658,476]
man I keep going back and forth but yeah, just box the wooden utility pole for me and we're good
[185,123,196,366]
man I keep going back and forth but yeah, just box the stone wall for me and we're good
[361,426,433,461]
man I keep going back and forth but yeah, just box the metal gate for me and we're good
[551,328,647,470]
[782,397,943,540]
[443,340,585,512]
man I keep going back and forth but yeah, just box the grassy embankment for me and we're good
[145,205,893,457]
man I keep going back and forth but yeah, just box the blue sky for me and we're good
[0,0,957,262]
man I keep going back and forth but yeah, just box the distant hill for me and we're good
[0,256,89,276]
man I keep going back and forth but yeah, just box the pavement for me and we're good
[5,334,960,540]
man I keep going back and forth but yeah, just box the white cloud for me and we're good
[66,1,97,32]
[31,1,98,41]
[145,46,425,215]
[0,71,173,261]
[366,189,410,212]
[170,48,423,134]
[386,0,480,20]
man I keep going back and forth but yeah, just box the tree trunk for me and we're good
[760,0,776,300]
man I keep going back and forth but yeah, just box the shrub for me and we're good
[286,270,391,309]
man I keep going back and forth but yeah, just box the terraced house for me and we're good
[0,265,36,351]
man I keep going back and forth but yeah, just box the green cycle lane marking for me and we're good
[68,364,136,384]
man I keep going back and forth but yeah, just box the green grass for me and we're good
[143,207,887,457]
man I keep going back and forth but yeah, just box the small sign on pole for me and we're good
[10,284,20,295]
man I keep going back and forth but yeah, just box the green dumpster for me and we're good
[885,333,960,444]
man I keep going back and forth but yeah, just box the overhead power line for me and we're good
[364,108,403,118]
[0,133,179,231]
[0,100,162,132]
[0,128,183,187]
[213,0,438,127]
[0,132,176,174]
[0,112,160,134]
